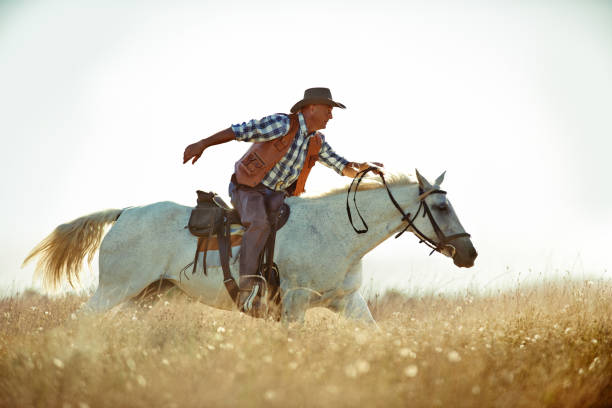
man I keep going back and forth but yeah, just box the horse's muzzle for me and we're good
[451,239,478,268]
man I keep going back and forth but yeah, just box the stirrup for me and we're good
[239,284,260,313]
[237,278,268,317]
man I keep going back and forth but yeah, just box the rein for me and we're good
[346,168,470,255]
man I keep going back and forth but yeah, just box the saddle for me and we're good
[185,190,289,311]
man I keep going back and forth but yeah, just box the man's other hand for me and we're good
[183,140,206,164]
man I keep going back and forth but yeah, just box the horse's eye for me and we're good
[435,203,449,212]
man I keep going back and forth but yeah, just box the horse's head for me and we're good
[412,170,477,268]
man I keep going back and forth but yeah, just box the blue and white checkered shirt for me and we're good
[231,112,348,191]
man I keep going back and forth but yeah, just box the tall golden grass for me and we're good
[0,278,610,407]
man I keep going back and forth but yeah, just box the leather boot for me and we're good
[237,278,267,318]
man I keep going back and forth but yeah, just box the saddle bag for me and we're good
[184,191,236,286]
[187,191,228,237]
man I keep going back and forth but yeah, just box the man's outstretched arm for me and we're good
[183,128,236,164]
[317,137,384,178]
[183,114,290,165]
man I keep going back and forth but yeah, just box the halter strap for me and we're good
[346,168,471,255]
[346,169,371,233]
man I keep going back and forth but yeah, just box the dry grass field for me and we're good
[1,278,610,408]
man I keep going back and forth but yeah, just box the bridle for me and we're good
[346,168,471,256]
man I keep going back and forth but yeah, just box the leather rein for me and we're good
[346,168,471,256]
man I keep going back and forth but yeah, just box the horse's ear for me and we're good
[434,171,446,187]
[415,169,433,190]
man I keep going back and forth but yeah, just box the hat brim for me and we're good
[290,98,346,113]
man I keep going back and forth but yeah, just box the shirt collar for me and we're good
[297,112,313,136]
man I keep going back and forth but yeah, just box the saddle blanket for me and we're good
[195,224,244,267]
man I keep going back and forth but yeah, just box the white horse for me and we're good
[23,170,476,324]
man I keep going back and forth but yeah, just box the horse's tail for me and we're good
[22,208,124,290]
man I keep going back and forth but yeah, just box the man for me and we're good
[183,87,383,315]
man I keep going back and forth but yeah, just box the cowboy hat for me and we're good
[290,87,346,113]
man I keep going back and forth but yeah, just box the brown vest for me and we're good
[234,113,321,196]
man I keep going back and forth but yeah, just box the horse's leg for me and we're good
[84,236,168,313]
[121,279,184,310]
[327,291,377,325]
[281,288,312,324]
[84,284,139,313]
[85,272,170,313]
[322,260,376,325]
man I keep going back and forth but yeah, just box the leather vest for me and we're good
[234,113,321,196]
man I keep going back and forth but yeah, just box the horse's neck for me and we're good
[292,183,420,263]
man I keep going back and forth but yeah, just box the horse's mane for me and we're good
[305,172,417,199]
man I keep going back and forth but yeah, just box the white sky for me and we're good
[1,1,611,296]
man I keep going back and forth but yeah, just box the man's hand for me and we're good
[182,128,236,165]
[183,140,206,165]
[342,161,385,178]
[368,162,385,176]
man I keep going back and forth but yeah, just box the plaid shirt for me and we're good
[231,112,348,191]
